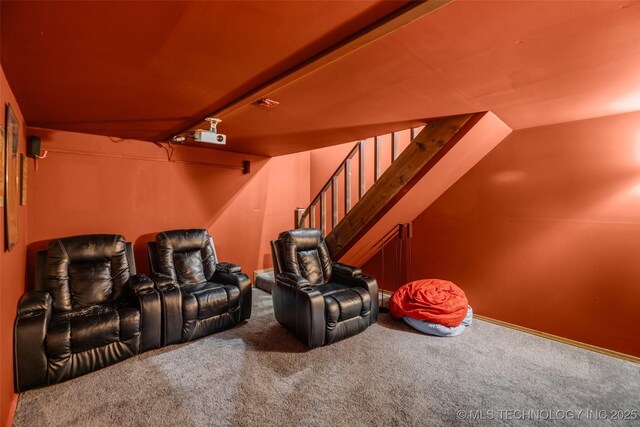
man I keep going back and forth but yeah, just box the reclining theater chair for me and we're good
[14,234,161,392]
[271,228,378,348]
[147,229,252,345]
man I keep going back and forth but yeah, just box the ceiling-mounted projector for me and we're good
[193,118,226,145]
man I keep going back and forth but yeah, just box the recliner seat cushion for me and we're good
[118,306,142,342]
[46,305,140,357]
[70,308,119,353]
[315,282,349,297]
[182,282,240,321]
[181,282,241,341]
[323,286,371,324]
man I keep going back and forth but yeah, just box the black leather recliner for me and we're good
[147,229,252,346]
[14,234,161,392]
[271,228,378,348]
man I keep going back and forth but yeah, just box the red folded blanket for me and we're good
[390,279,469,327]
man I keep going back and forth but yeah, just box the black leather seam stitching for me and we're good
[193,292,200,326]
[54,359,71,384]
[221,286,231,312]
[56,238,69,260]
[354,288,368,317]
[185,321,196,341]
[115,309,121,342]
[122,342,135,358]
[159,232,170,249]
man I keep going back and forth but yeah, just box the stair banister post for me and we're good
[359,140,366,199]
[320,190,327,235]
[294,208,306,229]
[344,158,351,213]
[310,202,316,228]
[374,136,382,181]
[392,132,398,162]
[332,175,339,229]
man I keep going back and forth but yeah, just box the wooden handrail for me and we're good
[297,139,363,228]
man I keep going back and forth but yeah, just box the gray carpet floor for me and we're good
[14,289,640,426]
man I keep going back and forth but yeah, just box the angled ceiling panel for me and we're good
[2,1,640,156]
[0,0,410,141]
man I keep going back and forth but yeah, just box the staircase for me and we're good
[295,124,425,231]
[296,111,512,265]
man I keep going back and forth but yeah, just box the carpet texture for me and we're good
[14,289,639,426]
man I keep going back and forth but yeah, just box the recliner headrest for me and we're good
[155,229,218,285]
[157,229,211,252]
[50,234,126,262]
[278,228,323,252]
[277,228,333,285]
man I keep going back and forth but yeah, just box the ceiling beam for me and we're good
[169,0,452,141]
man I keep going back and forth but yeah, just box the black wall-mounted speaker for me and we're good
[27,135,41,158]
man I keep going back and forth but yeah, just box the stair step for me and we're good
[254,269,275,293]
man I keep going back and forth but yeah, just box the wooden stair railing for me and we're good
[295,125,424,234]
[297,113,481,260]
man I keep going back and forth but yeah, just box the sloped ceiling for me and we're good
[2,1,640,156]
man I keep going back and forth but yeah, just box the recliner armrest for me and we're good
[150,273,176,291]
[15,291,52,392]
[214,266,252,322]
[128,274,156,293]
[128,274,162,352]
[272,278,325,348]
[149,273,183,346]
[17,290,52,316]
[276,272,311,290]
[216,262,242,274]
[332,262,362,278]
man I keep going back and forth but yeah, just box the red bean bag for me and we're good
[390,279,469,327]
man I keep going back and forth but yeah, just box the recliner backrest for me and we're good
[46,234,131,312]
[278,228,332,285]
[155,229,217,286]
[35,242,136,291]
[270,239,285,277]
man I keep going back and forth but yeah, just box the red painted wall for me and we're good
[25,129,310,279]
[0,98,308,427]
[0,66,28,427]
[365,111,640,357]
[310,141,353,198]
